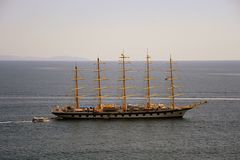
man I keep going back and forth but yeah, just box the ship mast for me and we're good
[97,58,102,109]
[146,52,151,109]
[74,66,80,109]
[169,55,175,109]
[120,52,128,112]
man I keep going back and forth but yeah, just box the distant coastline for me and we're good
[0,55,89,61]
[0,55,239,61]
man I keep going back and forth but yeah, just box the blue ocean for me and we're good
[0,61,239,160]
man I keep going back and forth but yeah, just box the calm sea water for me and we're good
[0,61,240,160]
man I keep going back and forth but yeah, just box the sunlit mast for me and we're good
[146,51,151,109]
[97,58,102,109]
[119,51,129,112]
[169,55,175,109]
[74,66,80,109]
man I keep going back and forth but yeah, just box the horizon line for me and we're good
[0,59,240,62]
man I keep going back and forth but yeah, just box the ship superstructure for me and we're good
[52,53,207,119]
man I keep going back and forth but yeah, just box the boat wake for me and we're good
[0,120,32,124]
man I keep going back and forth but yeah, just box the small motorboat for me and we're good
[32,117,50,123]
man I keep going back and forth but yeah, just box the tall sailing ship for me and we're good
[52,52,207,119]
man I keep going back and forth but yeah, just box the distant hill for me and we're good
[0,55,89,61]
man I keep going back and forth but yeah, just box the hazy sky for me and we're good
[0,0,240,60]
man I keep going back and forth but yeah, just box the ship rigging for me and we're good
[52,53,207,119]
